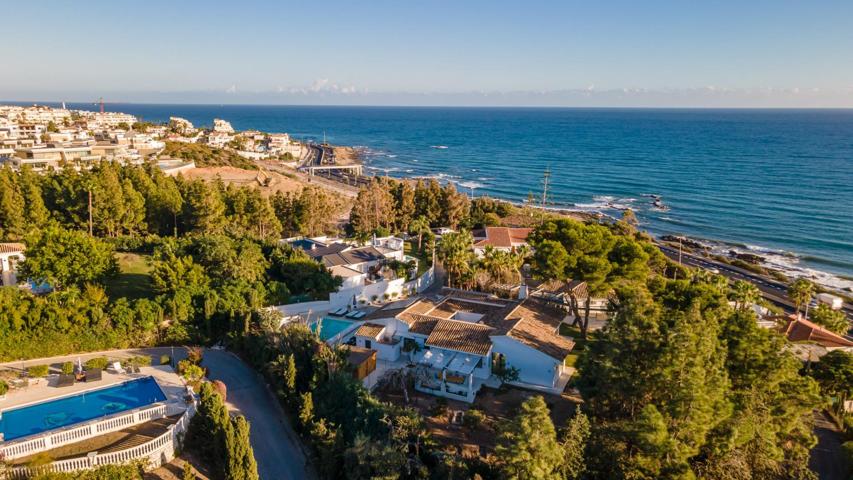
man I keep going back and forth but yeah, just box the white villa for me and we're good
[349,288,576,402]
[0,242,24,287]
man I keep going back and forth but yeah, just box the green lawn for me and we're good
[107,253,154,301]
[559,323,597,352]
[404,240,432,277]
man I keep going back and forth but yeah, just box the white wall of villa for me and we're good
[490,335,563,389]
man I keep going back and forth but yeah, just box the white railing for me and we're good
[0,402,184,461]
[5,402,195,479]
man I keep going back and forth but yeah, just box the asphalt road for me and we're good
[658,244,853,322]
[201,349,315,480]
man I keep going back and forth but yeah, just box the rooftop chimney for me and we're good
[518,284,528,300]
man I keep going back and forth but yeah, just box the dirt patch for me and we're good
[332,146,361,165]
[180,166,304,196]
[376,384,580,457]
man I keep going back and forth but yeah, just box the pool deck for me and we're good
[0,365,186,412]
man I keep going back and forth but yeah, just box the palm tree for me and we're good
[437,230,474,288]
[409,216,430,251]
[787,278,815,316]
[730,280,760,311]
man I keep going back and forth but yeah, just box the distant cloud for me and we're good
[3,85,853,107]
[275,78,365,96]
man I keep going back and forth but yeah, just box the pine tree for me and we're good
[0,167,25,239]
[299,391,314,428]
[18,166,49,231]
[226,415,259,480]
[283,353,297,409]
[91,164,127,237]
[495,395,563,480]
[560,408,590,480]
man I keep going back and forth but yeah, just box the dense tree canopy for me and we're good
[18,226,118,289]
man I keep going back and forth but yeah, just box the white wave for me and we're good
[431,145,449,149]
[688,238,853,294]
[458,181,486,189]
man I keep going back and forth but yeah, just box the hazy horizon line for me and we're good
[4,99,853,111]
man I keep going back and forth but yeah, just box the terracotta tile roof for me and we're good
[426,320,494,356]
[354,322,385,338]
[0,243,24,255]
[781,316,853,348]
[505,299,575,360]
[406,314,443,336]
[473,227,533,248]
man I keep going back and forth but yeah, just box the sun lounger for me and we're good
[56,374,75,387]
[346,310,366,319]
[331,307,348,316]
[345,310,359,318]
[85,368,102,382]
[108,361,127,374]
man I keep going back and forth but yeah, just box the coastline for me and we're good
[311,143,852,297]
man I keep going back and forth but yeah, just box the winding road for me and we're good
[201,349,315,480]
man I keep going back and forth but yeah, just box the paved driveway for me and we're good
[201,349,315,480]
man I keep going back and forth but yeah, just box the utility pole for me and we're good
[88,189,93,236]
[540,167,550,210]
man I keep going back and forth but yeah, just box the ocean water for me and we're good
[36,103,853,289]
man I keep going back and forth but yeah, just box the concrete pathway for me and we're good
[201,349,315,480]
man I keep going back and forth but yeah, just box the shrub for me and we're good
[464,408,486,429]
[0,380,8,395]
[85,357,109,370]
[161,354,171,365]
[179,360,204,383]
[383,293,390,300]
[27,365,49,378]
[61,361,74,375]
[187,347,204,365]
[371,295,378,302]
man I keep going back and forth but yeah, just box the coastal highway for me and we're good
[657,244,853,322]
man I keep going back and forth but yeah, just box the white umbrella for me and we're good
[77,357,83,374]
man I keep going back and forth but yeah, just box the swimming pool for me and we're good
[311,317,354,341]
[0,376,166,442]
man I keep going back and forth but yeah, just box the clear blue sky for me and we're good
[3,0,853,106]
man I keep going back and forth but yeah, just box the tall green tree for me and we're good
[18,226,118,289]
[437,230,475,288]
[809,350,853,417]
[560,408,590,480]
[227,415,259,480]
[495,395,564,480]
[787,278,815,316]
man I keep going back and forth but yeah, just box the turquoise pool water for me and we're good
[0,376,166,442]
[311,317,353,341]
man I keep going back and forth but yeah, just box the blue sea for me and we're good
[24,103,853,290]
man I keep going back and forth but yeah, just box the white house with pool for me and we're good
[330,288,576,402]
[0,357,194,477]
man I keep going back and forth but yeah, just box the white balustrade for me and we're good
[0,402,184,461]
[5,402,195,479]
